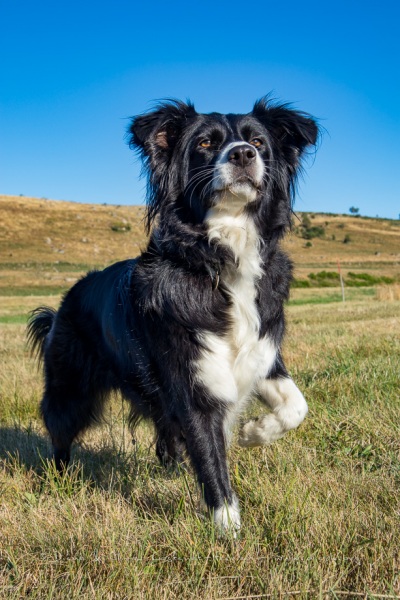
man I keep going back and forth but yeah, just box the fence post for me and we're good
[337,260,345,302]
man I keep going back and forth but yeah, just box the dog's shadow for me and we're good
[0,425,178,486]
[0,425,50,470]
[0,426,193,519]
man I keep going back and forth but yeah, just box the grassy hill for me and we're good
[1,194,399,295]
[1,194,399,596]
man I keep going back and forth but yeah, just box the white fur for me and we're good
[239,377,308,447]
[195,332,238,405]
[214,495,241,535]
[194,205,277,442]
[212,141,264,202]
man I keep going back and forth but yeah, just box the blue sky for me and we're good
[1,0,399,219]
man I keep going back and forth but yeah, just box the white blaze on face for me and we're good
[211,141,265,202]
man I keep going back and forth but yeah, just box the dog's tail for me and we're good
[27,306,57,361]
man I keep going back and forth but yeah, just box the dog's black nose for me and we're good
[228,144,256,167]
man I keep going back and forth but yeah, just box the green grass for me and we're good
[288,286,376,305]
[0,286,69,297]
[0,315,28,325]
[293,271,397,289]
[288,292,344,305]
[0,262,98,272]
[346,272,395,286]
[1,293,399,598]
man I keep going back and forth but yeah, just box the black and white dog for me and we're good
[28,97,318,533]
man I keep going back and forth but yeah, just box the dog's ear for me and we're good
[252,97,318,164]
[129,100,196,158]
[128,100,196,232]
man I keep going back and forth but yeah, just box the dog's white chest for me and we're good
[195,209,276,410]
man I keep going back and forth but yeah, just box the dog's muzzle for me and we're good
[212,142,264,200]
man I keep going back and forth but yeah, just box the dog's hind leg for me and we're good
[148,413,185,468]
[155,417,186,469]
[238,377,308,447]
[41,383,107,471]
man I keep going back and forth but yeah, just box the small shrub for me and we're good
[303,226,325,240]
[291,278,311,288]
[111,221,131,233]
[308,271,340,287]
[346,272,395,287]
[305,241,313,248]
[298,213,325,240]
[301,213,312,228]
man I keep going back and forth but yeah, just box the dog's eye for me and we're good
[250,138,263,148]
[199,139,211,148]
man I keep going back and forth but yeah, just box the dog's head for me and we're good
[129,98,318,233]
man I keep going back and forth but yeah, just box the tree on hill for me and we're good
[349,206,359,215]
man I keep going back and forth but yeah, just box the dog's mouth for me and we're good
[211,159,264,196]
[211,180,260,205]
[232,174,261,188]
[215,176,262,198]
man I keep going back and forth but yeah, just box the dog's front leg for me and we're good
[182,409,240,535]
[239,377,308,447]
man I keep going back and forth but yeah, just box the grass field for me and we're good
[1,196,399,598]
[1,291,399,598]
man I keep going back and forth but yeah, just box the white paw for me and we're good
[238,414,286,447]
[214,496,241,536]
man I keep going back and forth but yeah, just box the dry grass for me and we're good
[0,195,147,294]
[286,213,400,281]
[376,285,400,302]
[0,195,147,264]
[1,293,399,599]
[1,195,399,597]
[1,195,400,295]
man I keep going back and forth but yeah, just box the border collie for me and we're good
[28,97,318,533]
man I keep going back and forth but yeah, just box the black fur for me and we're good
[28,97,318,526]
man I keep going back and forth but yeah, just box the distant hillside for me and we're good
[1,195,399,294]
